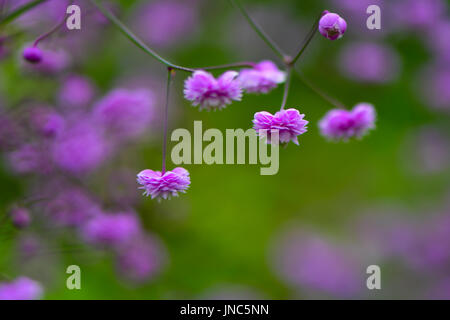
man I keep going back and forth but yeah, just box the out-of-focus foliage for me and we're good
[0,0,449,299]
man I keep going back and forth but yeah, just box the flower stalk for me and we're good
[280,67,293,110]
[33,12,68,47]
[228,0,287,60]
[289,12,324,66]
[162,68,174,174]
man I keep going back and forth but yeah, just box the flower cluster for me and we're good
[319,103,376,141]
[184,61,287,111]
[0,75,165,295]
[184,70,243,111]
[0,277,43,300]
[0,0,396,300]
[137,168,191,200]
[253,109,309,145]
[271,197,450,299]
[238,61,287,93]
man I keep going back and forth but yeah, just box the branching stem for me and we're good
[228,0,286,60]
[280,67,293,110]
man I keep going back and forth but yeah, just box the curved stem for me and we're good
[90,0,195,72]
[0,0,47,26]
[294,69,346,109]
[33,12,67,47]
[202,62,255,70]
[290,12,323,66]
[90,0,255,73]
[228,0,286,61]
[162,68,174,174]
[280,67,293,110]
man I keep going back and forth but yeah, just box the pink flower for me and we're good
[29,107,65,138]
[82,212,141,248]
[184,71,242,110]
[253,108,308,145]
[318,12,347,40]
[116,235,166,283]
[135,0,198,48]
[0,277,43,300]
[93,88,155,141]
[238,61,286,93]
[58,75,95,109]
[8,143,46,174]
[10,207,31,229]
[52,121,108,174]
[24,48,70,75]
[319,103,376,140]
[137,167,190,200]
[22,47,42,63]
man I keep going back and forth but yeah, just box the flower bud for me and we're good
[22,46,43,63]
[318,12,347,40]
[10,207,31,229]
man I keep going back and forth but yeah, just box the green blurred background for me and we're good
[0,0,449,299]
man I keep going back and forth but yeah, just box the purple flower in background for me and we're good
[253,108,308,145]
[0,277,43,300]
[318,12,347,40]
[135,0,198,47]
[17,235,43,260]
[52,121,108,174]
[24,48,70,75]
[45,187,101,227]
[93,88,154,141]
[116,235,166,283]
[331,0,387,37]
[12,0,69,29]
[29,107,65,138]
[238,61,286,94]
[22,47,42,64]
[338,42,400,83]
[426,20,450,63]
[419,66,450,112]
[82,212,141,248]
[272,229,360,297]
[184,71,242,111]
[403,126,450,175]
[10,207,31,229]
[58,75,95,109]
[399,214,450,273]
[390,0,446,30]
[319,103,376,141]
[0,113,23,151]
[137,167,191,200]
[7,144,44,174]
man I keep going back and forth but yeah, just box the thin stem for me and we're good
[0,0,47,26]
[162,68,174,174]
[294,69,346,109]
[202,61,255,70]
[90,0,253,73]
[229,0,286,60]
[280,67,293,110]
[33,12,67,47]
[290,12,323,66]
[90,0,195,72]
